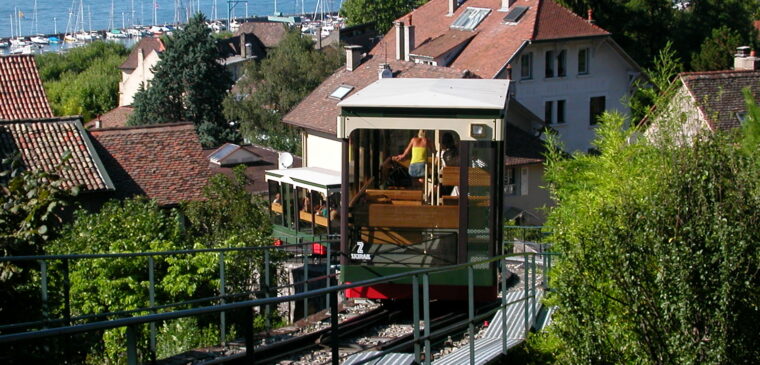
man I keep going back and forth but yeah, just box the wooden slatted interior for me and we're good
[271,203,283,213]
[441,166,491,186]
[368,204,458,229]
[365,189,423,202]
[299,210,329,227]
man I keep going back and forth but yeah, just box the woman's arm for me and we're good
[394,139,414,161]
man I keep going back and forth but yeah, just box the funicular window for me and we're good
[268,180,283,226]
[347,129,473,268]
[465,142,496,261]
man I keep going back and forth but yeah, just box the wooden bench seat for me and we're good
[365,189,423,203]
[299,210,328,227]
[368,204,458,229]
[440,166,491,187]
[271,202,283,213]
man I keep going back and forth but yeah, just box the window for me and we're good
[505,168,518,195]
[578,48,589,74]
[589,96,606,125]
[503,6,529,24]
[329,84,354,100]
[545,50,554,78]
[520,52,533,79]
[557,50,567,77]
[451,7,491,30]
[545,100,566,125]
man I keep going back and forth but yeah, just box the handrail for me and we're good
[0,251,538,344]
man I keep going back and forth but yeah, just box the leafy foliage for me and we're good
[627,42,682,123]
[36,41,129,121]
[129,13,236,148]
[541,109,760,363]
[223,30,343,153]
[339,0,428,33]
[691,26,744,71]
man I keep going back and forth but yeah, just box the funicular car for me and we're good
[336,78,511,301]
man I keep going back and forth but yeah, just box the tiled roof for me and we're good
[505,124,546,166]
[218,32,267,59]
[283,56,467,134]
[410,30,478,59]
[205,144,302,194]
[90,123,211,206]
[0,55,54,120]
[372,0,610,78]
[680,70,760,131]
[119,37,165,70]
[85,106,133,129]
[0,117,113,192]
[235,22,289,48]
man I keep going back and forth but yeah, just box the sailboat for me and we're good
[106,1,127,38]
[10,9,27,47]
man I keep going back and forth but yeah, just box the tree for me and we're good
[36,41,129,121]
[691,26,744,71]
[223,30,343,152]
[537,105,760,363]
[129,13,235,148]
[340,0,428,33]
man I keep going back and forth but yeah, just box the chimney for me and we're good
[378,63,392,79]
[448,0,459,15]
[587,9,594,23]
[404,19,415,62]
[239,35,247,58]
[501,0,516,11]
[137,48,144,70]
[245,43,253,58]
[395,21,405,60]
[345,45,363,71]
[734,46,759,71]
[505,64,512,80]
[95,118,102,129]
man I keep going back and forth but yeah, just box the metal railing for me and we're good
[0,250,552,365]
[0,240,339,359]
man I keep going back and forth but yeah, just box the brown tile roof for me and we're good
[283,56,468,134]
[505,124,546,166]
[235,22,289,48]
[85,106,133,129]
[89,123,211,206]
[372,0,610,78]
[0,55,54,120]
[680,70,760,131]
[410,30,478,59]
[119,37,165,70]
[205,144,302,194]
[0,117,113,192]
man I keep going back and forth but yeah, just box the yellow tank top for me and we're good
[411,146,426,164]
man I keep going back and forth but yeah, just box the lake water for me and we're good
[1,0,341,39]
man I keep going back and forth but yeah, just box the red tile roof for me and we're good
[410,30,478,59]
[372,0,610,78]
[90,123,211,206]
[679,70,760,131]
[0,117,113,192]
[205,144,302,194]
[85,106,133,129]
[235,22,289,48]
[119,37,165,70]
[283,56,468,134]
[0,55,54,120]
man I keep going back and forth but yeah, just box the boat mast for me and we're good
[153,0,157,26]
[109,0,114,30]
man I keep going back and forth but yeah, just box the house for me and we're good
[643,47,759,143]
[118,37,165,107]
[0,55,54,120]
[217,32,267,82]
[205,143,302,195]
[0,117,114,199]
[376,0,641,153]
[89,123,211,207]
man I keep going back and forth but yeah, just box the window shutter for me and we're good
[520,167,529,195]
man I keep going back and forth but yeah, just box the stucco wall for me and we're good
[510,38,637,152]
[305,132,342,171]
[118,51,161,107]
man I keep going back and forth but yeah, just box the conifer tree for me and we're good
[129,13,235,147]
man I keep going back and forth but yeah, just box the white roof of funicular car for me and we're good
[338,78,510,110]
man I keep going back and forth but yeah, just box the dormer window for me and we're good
[451,7,491,31]
[330,84,354,100]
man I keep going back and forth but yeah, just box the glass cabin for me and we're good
[336,78,511,299]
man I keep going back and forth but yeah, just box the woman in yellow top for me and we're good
[393,129,433,180]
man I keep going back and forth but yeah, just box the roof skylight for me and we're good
[451,7,491,31]
[503,6,529,24]
[330,84,354,100]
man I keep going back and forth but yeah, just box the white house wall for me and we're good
[510,38,635,152]
[118,51,161,107]
[305,133,342,171]
[503,164,552,225]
